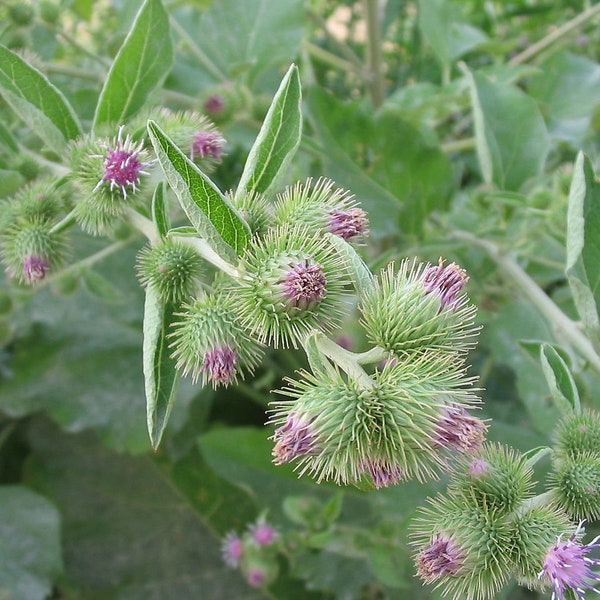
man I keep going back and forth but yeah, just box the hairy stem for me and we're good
[509,3,600,66]
[451,229,600,376]
[363,0,386,108]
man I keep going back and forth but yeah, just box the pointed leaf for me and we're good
[143,287,179,449]
[566,152,600,353]
[0,45,82,150]
[93,0,173,129]
[540,344,580,415]
[465,67,550,190]
[326,233,374,297]
[147,120,250,262]
[152,182,170,238]
[523,446,552,469]
[236,64,302,199]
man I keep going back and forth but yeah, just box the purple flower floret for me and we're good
[246,567,267,588]
[96,127,151,197]
[22,255,49,283]
[434,405,486,453]
[539,523,600,600]
[468,458,490,477]
[221,531,243,567]
[422,259,468,309]
[249,522,277,546]
[280,259,327,310]
[328,206,368,240]
[416,535,465,583]
[201,345,238,386]
[362,458,405,489]
[272,412,317,464]
[204,94,225,114]
[190,130,225,161]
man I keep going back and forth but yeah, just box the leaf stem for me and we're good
[450,229,600,376]
[363,0,386,108]
[173,235,242,280]
[314,332,376,388]
[441,137,476,154]
[509,3,600,66]
[302,40,360,75]
[125,208,161,245]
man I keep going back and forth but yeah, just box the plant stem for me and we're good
[125,208,161,245]
[513,491,556,516]
[18,144,70,177]
[363,0,386,108]
[49,210,77,235]
[315,333,376,388]
[450,229,600,376]
[441,137,476,154]
[173,236,242,280]
[509,3,600,66]
[43,22,111,67]
[302,40,360,76]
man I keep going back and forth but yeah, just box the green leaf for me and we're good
[236,64,302,199]
[143,288,179,449]
[93,0,173,129]
[418,0,488,67]
[566,152,600,353]
[0,45,82,151]
[151,182,170,238]
[326,233,374,297]
[25,420,263,598]
[0,485,62,600]
[147,120,250,262]
[464,67,550,190]
[540,344,580,414]
[175,0,304,85]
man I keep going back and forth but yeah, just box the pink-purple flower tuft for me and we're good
[190,130,225,161]
[221,531,244,568]
[280,259,327,311]
[201,345,238,387]
[328,206,368,240]
[416,535,465,583]
[249,522,277,546]
[422,258,468,309]
[272,412,317,464]
[434,405,487,453]
[22,255,49,284]
[362,458,405,489]
[539,523,600,600]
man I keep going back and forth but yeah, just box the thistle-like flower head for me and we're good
[273,178,368,241]
[539,523,600,600]
[235,225,350,348]
[434,404,487,453]
[221,531,244,568]
[423,258,468,310]
[94,126,152,198]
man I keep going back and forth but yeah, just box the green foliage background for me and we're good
[1,0,600,598]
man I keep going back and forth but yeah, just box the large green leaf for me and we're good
[418,0,488,67]
[147,120,250,262]
[0,45,82,151]
[566,152,600,353]
[24,420,263,599]
[528,51,600,146]
[307,90,453,236]
[143,289,179,449]
[236,64,302,199]
[0,486,62,600]
[540,343,580,415]
[93,0,173,129]
[466,68,550,191]
[174,0,303,85]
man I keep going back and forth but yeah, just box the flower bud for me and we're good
[234,225,351,348]
[359,259,478,361]
[241,555,278,588]
[274,178,368,241]
[169,292,263,387]
[248,518,278,546]
[136,239,204,304]
[9,177,65,224]
[553,409,600,459]
[221,531,244,568]
[1,221,67,285]
[549,452,600,521]
[448,444,533,514]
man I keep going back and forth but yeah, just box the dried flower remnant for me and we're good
[201,345,238,387]
[416,535,466,583]
[434,405,487,453]
[328,206,368,240]
[539,524,600,600]
[22,255,49,284]
[422,259,468,309]
[272,412,317,465]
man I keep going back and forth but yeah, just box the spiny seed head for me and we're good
[234,225,351,348]
[273,177,368,241]
[549,452,600,521]
[169,292,263,387]
[8,177,65,224]
[270,356,478,486]
[359,259,478,362]
[553,409,600,459]
[136,239,204,304]
[448,443,534,514]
